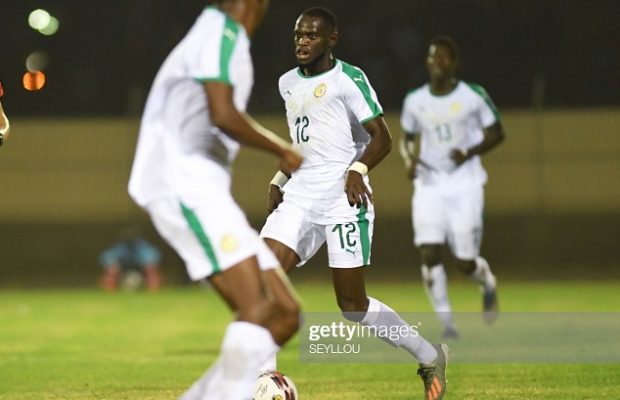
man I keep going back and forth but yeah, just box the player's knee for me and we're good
[338,296,369,322]
[237,297,274,326]
[455,258,476,274]
[273,296,301,335]
[419,245,442,266]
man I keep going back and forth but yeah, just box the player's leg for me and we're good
[332,267,438,362]
[413,187,457,337]
[327,202,448,398]
[180,264,300,399]
[419,244,458,339]
[260,192,322,273]
[447,186,498,323]
[259,193,324,373]
[143,263,162,291]
[179,257,280,400]
[147,198,296,399]
[263,239,300,272]
[100,264,121,292]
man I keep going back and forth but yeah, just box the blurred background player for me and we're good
[0,79,10,146]
[400,36,505,339]
[98,226,162,292]
[260,8,448,399]
[128,0,303,398]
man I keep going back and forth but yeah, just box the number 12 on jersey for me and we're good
[295,116,310,143]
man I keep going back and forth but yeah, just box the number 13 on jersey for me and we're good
[295,115,310,143]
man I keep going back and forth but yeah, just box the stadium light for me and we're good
[28,9,60,36]
[23,71,46,91]
[26,51,50,73]
[39,17,60,36]
[28,9,51,30]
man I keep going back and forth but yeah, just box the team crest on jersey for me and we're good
[220,234,239,253]
[451,102,462,112]
[314,83,327,98]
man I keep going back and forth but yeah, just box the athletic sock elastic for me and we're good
[421,264,456,331]
[360,297,438,364]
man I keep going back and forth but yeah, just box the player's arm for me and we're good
[345,115,392,209]
[0,101,10,146]
[399,132,423,180]
[204,82,302,173]
[266,169,289,214]
[450,121,505,166]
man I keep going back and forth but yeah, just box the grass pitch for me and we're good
[0,281,618,399]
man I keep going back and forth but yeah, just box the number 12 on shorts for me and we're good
[332,223,357,250]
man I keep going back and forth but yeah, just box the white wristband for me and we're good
[459,148,469,159]
[269,171,289,188]
[347,161,368,176]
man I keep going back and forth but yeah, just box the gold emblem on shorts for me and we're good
[451,102,462,112]
[220,234,239,253]
[314,83,327,98]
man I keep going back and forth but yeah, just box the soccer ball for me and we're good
[253,371,298,400]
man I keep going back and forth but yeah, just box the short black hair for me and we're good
[430,35,459,60]
[300,7,338,32]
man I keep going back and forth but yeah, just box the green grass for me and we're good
[0,281,619,399]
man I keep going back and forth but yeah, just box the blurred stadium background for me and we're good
[1,0,619,288]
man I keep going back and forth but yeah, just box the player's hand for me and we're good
[345,171,373,209]
[450,148,468,167]
[267,184,284,214]
[278,147,303,174]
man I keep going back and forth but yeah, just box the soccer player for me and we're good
[0,79,10,146]
[400,36,505,339]
[128,1,303,399]
[98,227,163,292]
[260,8,448,399]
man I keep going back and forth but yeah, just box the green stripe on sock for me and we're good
[180,202,221,274]
[357,206,370,265]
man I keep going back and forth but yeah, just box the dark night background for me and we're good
[3,0,619,117]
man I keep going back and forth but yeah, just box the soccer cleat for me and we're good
[417,343,449,400]
[441,326,459,340]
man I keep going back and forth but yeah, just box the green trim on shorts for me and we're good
[180,202,221,274]
[357,205,370,265]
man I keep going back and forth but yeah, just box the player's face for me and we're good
[426,44,456,80]
[293,16,333,66]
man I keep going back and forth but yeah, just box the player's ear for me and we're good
[329,30,338,48]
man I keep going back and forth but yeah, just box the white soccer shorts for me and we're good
[412,185,484,260]
[260,192,374,268]
[147,197,278,281]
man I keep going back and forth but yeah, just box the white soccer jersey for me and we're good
[400,81,500,190]
[129,7,253,208]
[279,60,383,198]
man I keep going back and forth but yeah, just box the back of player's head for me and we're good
[430,35,459,61]
[300,7,338,32]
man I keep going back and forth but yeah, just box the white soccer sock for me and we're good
[360,297,437,364]
[180,321,279,400]
[421,264,456,330]
[470,257,496,289]
[258,354,277,375]
[178,358,223,400]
